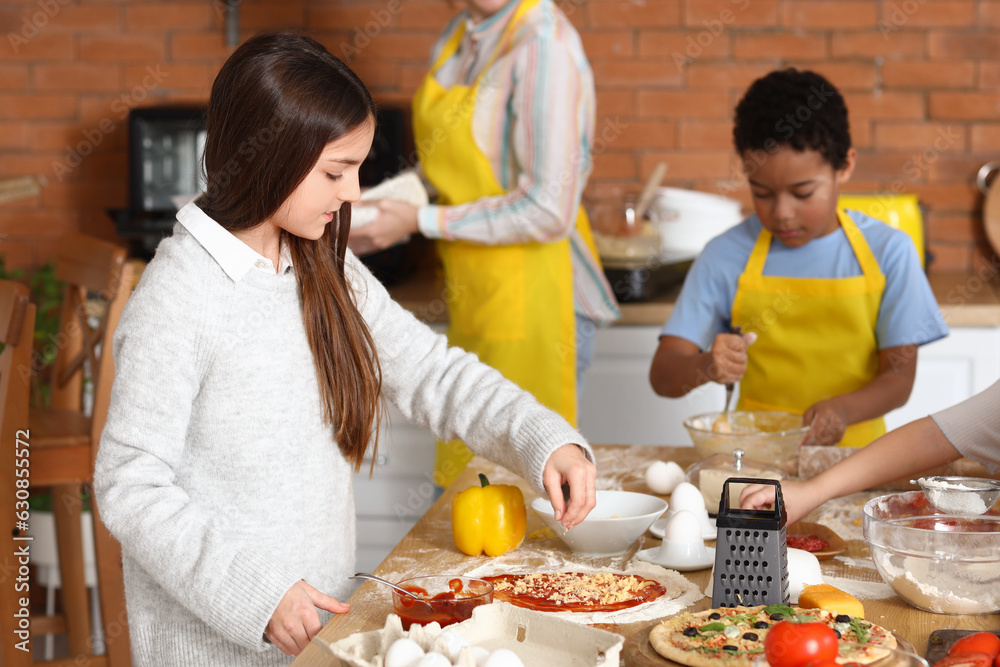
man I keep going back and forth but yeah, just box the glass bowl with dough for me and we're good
[683,410,807,476]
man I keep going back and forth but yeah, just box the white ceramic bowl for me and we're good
[650,187,742,255]
[531,490,667,557]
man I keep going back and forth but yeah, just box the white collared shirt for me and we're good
[176,202,293,281]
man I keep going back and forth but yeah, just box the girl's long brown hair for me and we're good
[199,30,382,471]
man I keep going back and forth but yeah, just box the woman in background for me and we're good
[349,0,620,488]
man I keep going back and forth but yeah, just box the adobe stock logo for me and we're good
[6,0,73,54]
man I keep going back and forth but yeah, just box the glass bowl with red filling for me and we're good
[391,575,494,629]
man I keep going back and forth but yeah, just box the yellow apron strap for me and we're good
[840,209,883,281]
[743,228,772,277]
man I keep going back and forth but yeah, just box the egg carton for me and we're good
[316,602,623,667]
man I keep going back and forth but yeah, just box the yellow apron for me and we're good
[731,210,886,448]
[413,0,594,486]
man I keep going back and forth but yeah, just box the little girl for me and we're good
[95,31,596,666]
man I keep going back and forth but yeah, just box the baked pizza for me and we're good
[649,604,897,667]
[481,571,668,613]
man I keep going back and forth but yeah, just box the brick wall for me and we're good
[1,0,998,273]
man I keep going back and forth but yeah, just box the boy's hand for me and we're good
[708,331,757,384]
[266,580,349,656]
[801,399,848,446]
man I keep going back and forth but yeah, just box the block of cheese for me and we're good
[798,583,865,618]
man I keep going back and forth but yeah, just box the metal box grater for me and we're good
[711,477,789,608]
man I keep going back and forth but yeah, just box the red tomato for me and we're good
[933,653,995,667]
[995,652,1000,667]
[950,634,1000,659]
[764,622,839,667]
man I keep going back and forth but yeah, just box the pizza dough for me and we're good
[462,559,703,625]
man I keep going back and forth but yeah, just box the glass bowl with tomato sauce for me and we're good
[862,490,1000,614]
[391,576,493,630]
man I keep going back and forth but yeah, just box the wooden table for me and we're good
[292,446,1000,666]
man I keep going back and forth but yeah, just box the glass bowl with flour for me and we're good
[862,490,1000,614]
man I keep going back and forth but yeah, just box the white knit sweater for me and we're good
[95,218,590,666]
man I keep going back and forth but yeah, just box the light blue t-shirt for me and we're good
[661,209,949,351]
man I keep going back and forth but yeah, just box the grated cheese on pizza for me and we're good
[482,572,666,613]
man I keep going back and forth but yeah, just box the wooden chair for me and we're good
[17,234,134,667]
[0,280,37,666]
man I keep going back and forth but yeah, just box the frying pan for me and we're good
[977,161,1000,257]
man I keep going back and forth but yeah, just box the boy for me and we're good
[649,69,947,448]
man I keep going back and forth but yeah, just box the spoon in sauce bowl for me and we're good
[350,572,424,599]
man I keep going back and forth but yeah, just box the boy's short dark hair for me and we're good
[733,68,851,170]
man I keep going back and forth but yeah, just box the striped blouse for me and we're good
[415,0,621,323]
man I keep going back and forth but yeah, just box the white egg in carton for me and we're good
[317,602,624,667]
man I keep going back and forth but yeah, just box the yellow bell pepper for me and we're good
[452,473,526,557]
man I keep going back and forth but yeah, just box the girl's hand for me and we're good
[265,580,349,656]
[708,331,756,384]
[801,399,848,447]
[542,444,596,530]
[347,199,419,256]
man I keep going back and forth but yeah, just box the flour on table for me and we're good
[461,558,703,624]
[823,576,894,601]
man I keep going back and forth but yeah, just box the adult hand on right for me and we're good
[265,580,349,656]
[740,479,819,526]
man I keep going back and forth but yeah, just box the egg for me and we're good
[384,638,425,667]
[482,648,525,667]
[414,653,452,667]
[645,460,686,495]
[663,509,703,542]
[470,645,491,667]
[669,481,706,513]
[435,630,470,662]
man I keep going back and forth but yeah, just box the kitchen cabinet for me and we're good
[578,325,724,446]
[578,324,1000,447]
[883,326,1000,430]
